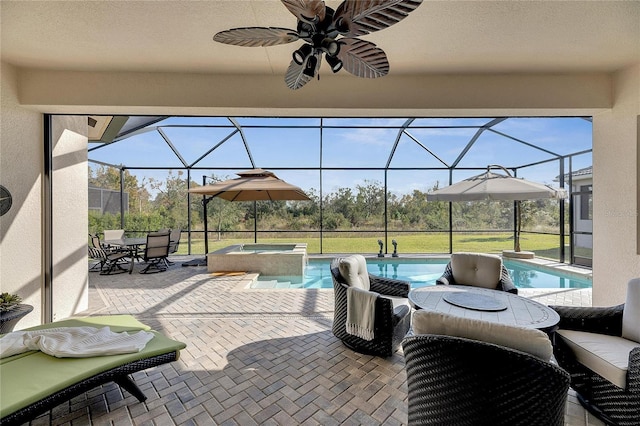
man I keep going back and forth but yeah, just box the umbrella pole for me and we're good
[204,197,210,254]
[254,200,257,243]
[515,200,521,252]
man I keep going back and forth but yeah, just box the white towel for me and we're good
[0,326,154,358]
[345,286,377,341]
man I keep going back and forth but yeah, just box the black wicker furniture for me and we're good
[550,278,640,426]
[436,252,518,294]
[0,315,186,426]
[331,255,411,357]
[403,310,570,426]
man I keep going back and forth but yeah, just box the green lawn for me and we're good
[178,231,572,261]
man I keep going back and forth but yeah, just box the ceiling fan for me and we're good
[213,0,423,90]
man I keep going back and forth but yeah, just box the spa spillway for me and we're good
[207,243,308,277]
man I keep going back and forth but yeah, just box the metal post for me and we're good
[202,175,209,255]
[43,115,53,323]
[448,169,453,253]
[559,160,566,263]
[384,170,388,254]
[120,168,125,229]
[187,169,191,255]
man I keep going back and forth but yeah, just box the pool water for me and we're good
[250,258,592,290]
[237,243,298,253]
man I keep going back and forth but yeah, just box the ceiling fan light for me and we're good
[303,55,318,77]
[326,55,343,73]
[334,17,349,34]
[321,38,340,56]
[292,44,313,65]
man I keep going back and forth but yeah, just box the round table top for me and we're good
[408,285,560,332]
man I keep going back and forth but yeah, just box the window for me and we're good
[580,185,593,220]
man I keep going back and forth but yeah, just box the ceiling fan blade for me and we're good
[213,27,299,47]
[336,38,389,78]
[333,0,422,37]
[281,0,326,24]
[284,58,314,90]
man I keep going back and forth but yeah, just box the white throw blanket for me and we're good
[0,326,154,359]
[345,286,377,341]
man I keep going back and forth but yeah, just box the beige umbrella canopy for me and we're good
[427,166,567,202]
[427,165,567,252]
[189,169,310,201]
[185,169,311,262]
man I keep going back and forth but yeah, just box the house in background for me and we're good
[558,167,593,266]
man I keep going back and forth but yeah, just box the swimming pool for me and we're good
[250,257,592,290]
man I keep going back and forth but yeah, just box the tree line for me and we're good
[88,166,563,237]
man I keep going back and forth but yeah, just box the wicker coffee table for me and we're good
[408,285,559,333]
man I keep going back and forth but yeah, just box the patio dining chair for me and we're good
[140,231,171,274]
[103,229,125,240]
[436,252,517,294]
[164,229,182,267]
[87,243,131,275]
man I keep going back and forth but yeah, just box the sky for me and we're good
[88,116,593,198]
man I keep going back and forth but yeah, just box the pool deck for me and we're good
[29,255,602,425]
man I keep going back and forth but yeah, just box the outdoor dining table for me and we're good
[408,285,560,334]
[103,238,146,273]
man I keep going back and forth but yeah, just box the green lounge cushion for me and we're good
[0,315,185,419]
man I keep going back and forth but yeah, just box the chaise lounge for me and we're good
[0,315,186,426]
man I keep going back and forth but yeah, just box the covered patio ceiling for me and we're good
[2,1,638,80]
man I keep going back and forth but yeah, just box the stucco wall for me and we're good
[1,63,89,327]
[51,116,89,321]
[592,64,640,306]
[0,62,43,328]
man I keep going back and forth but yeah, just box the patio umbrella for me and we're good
[427,165,567,252]
[185,169,310,265]
[189,168,310,201]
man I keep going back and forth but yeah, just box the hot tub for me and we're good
[207,243,307,277]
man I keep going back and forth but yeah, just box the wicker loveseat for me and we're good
[551,278,640,426]
[403,310,570,425]
[331,255,411,357]
[436,252,517,294]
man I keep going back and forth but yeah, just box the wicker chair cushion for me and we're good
[450,252,502,289]
[622,278,640,343]
[338,255,370,290]
[412,310,553,361]
[556,329,636,389]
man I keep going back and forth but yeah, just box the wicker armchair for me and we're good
[331,256,411,357]
[436,252,517,294]
[550,278,640,426]
[402,333,570,425]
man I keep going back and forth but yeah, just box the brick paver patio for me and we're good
[27,256,603,425]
